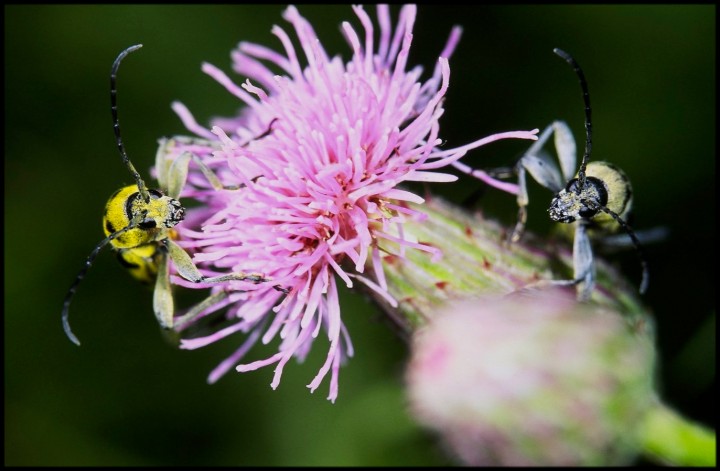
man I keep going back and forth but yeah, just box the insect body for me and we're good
[61,44,271,346]
[102,185,183,283]
[510,48,648,301]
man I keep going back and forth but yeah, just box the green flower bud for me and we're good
[373,197,649,333]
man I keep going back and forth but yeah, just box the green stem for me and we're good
[640,401,716,466]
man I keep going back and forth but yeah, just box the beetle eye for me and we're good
[578,206,598,219]
[565,178,580,193]
[139,219,157,229]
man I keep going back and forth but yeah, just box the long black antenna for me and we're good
[597,206,649,294]
[62,224,138,346]
[553,48,592,186]
[111,44,149,202]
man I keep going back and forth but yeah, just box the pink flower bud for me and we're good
[406,291,656,466]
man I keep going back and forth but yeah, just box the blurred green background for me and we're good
[5,5,715,466]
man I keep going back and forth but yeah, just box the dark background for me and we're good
[5,5,714,466]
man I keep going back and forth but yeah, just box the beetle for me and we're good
[508,48,649,301]
[61,44,273,345]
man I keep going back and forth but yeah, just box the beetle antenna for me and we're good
[596,205,649,294]
[62,222,140,346]
[553,48,592,187]
[111,44,150,202]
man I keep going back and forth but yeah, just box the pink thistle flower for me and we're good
[164,4,538,402]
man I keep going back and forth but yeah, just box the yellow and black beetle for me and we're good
[61,45,272,345]
[508,48,649,301]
